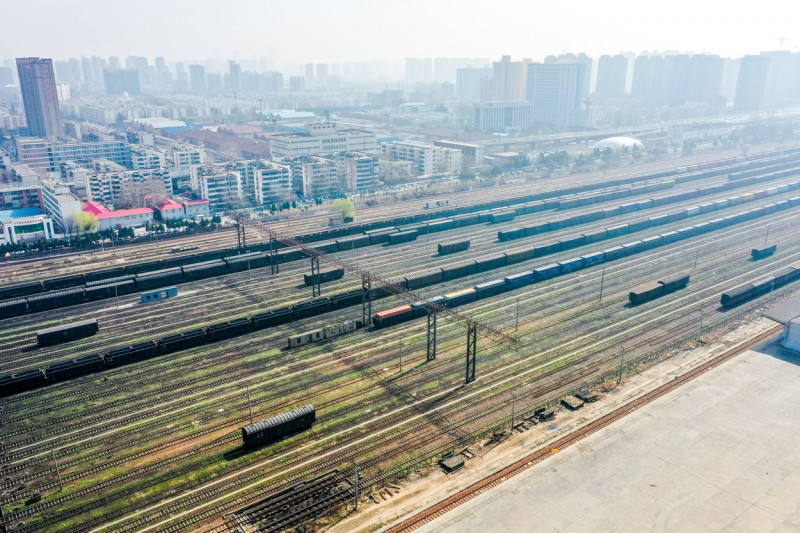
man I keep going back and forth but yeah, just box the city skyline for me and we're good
[2,0,799,66]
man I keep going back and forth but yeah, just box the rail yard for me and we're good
[3,145,800,533]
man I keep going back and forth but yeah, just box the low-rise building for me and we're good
[15,137,132,173]
[171,144,206,167]
[382,140,463,177]
[433,140,486,168]
[153,198,210,221]
[83,201,154,230]
[269,122,378,158]
[338,152,379,191]
[0,207,54,243]
[472,102,534,133]
[192,164,243,210]
[282,155,338,198]
[250,161,293,205]
[41,179,82,233]
[130,145,167,170]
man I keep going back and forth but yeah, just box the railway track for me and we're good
[4,152,800,529]
[7,207,800,448]
[7,248,800,528]
[381,325,783,533]
[2,166,798,372]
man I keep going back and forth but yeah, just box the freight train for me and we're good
[241,405,316,448]
[287,319,362,348]
[720,263,800,307]
[4,148,800,309]
[6,188,800,397]
[5,170,800,322]
[628,273,691,305]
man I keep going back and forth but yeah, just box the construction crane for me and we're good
[235,216,519,382]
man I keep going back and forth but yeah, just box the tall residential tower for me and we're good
[16,57,63,139]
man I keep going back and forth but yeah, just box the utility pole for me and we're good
[52,449,63,491]
[246,384,253,424]
[765,225,770,245]
[511,389,516,431]
[693,249,699,271]
[465,321,477,384]
[515,298,520,332]
[398,339,403,373]
[353,460,359,511]
[427,307,437,362]
[599,267,606,303]
[617,347,625,384]
[698,314,704,341]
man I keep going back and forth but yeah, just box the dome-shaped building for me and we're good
[592,136,644,151]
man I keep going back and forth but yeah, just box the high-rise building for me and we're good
[472,102,534,132]
[456,67,492,101]
[68,58,83,82]
[595,55,628,98]
[545,53,592,101]
[735,55,770,112]
[492,56,529,102]
[405,58,423,83]
[16,57,64,140]
[526,62,588,129]
[760,51,800,108]
[316,63,329,89]
[423,58,433,82]
[684,54,724,104]
[0,66,13,86]
[189,64,206,94]
[103,69,141,95]
[81,57,94,84]
[304,63,314,87]
[91,56,105,87]
[206,73,222,95]
[228,61,241,93]
[289,76,305,93]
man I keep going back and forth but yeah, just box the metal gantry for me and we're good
[465,321,477,384]
[310,255,322,297]
[361,274,372,325]
[426,306,437,362]
[236,222,247,251]
[269,230,279,275]
[238,221,519,383]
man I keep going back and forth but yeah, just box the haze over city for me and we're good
[3,0,800,64]
[3,2,800,533]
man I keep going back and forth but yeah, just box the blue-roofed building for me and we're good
[0,207,55,244]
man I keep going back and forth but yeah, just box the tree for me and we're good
[62,216,76,239]
[74,212,100,234]
[115,179,169,210]
[331,198,356,220]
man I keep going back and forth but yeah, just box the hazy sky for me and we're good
[2,0,800,66]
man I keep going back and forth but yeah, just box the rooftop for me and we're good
[94,207,153,220]
[0,207,43,220]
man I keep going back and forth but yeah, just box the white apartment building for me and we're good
[194,165,242,209]
[282,155,338,198]
[339,152,379,192]
[382,141,463,177]
[171,144,206,167]
[251,161,293,205]
[40,179,82,233]
[269,122,378,158]
[130,145,167,170]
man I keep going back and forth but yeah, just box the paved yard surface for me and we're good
[417,343,800,533]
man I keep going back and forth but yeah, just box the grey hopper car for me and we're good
[242,405,316,447]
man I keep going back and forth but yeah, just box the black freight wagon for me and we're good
[303,269,345,286]
[241,405,316,447]
[37,318,99,346]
